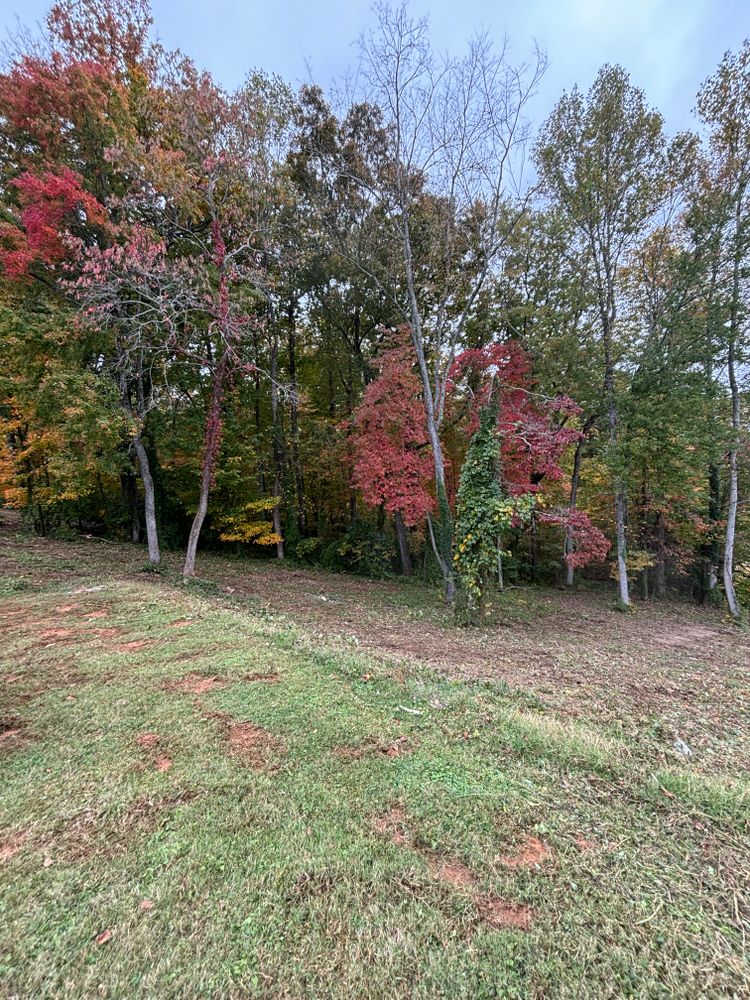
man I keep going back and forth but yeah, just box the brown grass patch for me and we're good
[114,640,155,653]
[136,732,160,749]
[0,830,27,861]
[244,671,281,684]
[55,792,196,861]
[371,805,410,846]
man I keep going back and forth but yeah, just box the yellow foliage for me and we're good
[217,498,282,546]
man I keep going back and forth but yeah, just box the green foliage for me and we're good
[294,536,323,563]
[453,398,535,624]
[320,521,392,578]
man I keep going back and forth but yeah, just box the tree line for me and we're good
[0,0,747,622]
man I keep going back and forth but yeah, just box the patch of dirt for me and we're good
[244,671,281,684]
[114,639,155,653]
[500,835,552,869]
[0,830,27,861]
[336,735,415,761]
[428,856,478,889]
[136,732,160,749]
[38,627,75,644]
[0,720,28,752]
[474,894,534,930]
[91,627,123,640]
[574,834,597,853]
[155,755,173,772]
[171,673,226,695]
[227,722,283,770]
[84,609,108,620]
[371,805,410,846]
[169,619,194,628]
[54,603,80,614]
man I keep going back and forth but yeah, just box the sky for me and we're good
[0,0,748,136]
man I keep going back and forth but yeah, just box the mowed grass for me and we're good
[1,565,749,998]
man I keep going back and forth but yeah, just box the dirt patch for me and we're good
[170,673,227,695]
[114,640,155,653]
[371,805,410,846]
[244,671,281,684]
[474,894,534,930]
[54,603,80,614]
[38,627,75,644]
[0,830,27,861]
[428,856,478,889]
[84,610,108,620]
[227,722,283,770]
[335,735,415,761]
[574,834,597,853]
[500,835,552,869]
[0,720,28,752]
[91,626,123,640]
[169,619,194,628]
[136,732,160,749]
[155,755,173,772]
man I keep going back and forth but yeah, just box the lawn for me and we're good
[1,520,749,998]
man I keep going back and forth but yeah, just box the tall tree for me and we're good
[536,65,677,606]
[694,41,750,620]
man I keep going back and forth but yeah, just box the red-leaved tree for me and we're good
[352,327,435,574]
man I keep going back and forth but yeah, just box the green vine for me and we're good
[453,396,535,625]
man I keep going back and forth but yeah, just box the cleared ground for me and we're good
[1,517,749,998]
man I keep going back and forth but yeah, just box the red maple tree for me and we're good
[352,327,435,526]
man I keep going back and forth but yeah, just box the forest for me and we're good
[2,3,750,997]
[0,0,748,624]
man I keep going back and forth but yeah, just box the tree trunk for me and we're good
[402,214,454,602]
[133,432,160,565]
[119,373,160,566]
[724,338,741,619]
[394,511,413,576]
[287,301,305,536]
[603,312,630,606]
[614,488,630,605]
[183,367,224,580]
[270,332,285,561]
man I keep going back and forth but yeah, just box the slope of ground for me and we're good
[1,518,749,997]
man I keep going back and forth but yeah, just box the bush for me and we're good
[320,522,392,578]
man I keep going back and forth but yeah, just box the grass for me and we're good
[1,542,749,998]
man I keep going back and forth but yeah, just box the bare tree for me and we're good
[295,3,544,599]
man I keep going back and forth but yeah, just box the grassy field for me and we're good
[1,521,749,998]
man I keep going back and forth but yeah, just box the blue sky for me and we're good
[1,0,748,135]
